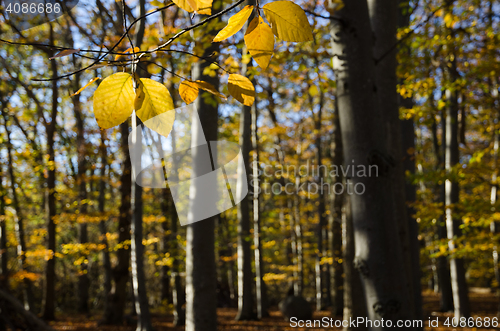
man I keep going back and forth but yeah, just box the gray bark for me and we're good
[445,56,470,319]
[185,6,220,329]
[342,194,367,331]
[331,108,344,316]
[330,1,415,327]
[42,25,59,320]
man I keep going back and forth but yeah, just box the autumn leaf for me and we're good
[180,80,227,104]
[173,0,212,15]
[72,77,101,97]
[325,0,344,14]
[262,0,313,42]
[213,5,253,42]
[49,48,81,59]
[135,78,175,138]
[244,16,275,70]
[114,47,140,62]
[179,81,199,104]
[93,73,135,129]
[228,74,255,106]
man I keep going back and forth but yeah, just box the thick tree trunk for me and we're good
[330,1,414,327]
[368,0,417,320]
[185,6,220,329]
[342,194,367,331]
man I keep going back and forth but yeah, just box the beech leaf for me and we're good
[262,1,313,42]
[244,16,275,70]
[213,5,253,42]
[228,74,255,106]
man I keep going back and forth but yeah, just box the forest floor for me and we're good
[49,291,500,330]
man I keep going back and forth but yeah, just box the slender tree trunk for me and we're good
[185,4,220,328]
[0,161,6,290]
[445,56,470,319]
[42,25,59,320]
[398,0,423,323]
[101,122,132,325]
[330,2,414,327]
[331,109,344,316]
[235,75,255,322]
[72,67,90,314]
[165,79,186,326]
[1,111,35,311]
[235,1,256,320]
[251,101,267,318]
[98,131,112,311]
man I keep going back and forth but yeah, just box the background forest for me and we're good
[0,0,500,330]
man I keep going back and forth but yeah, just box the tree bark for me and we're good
[42,24,59,320]
[342,194,367,331]
[445,56,470,319]
[101,122,132,325]
[185,4,220,329]
[98,131,112,313]
[331,108,344,316]
[330,1,414,327]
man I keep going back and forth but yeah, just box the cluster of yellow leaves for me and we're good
[93,72,175,136]
[213,1,313,71]
[173,0,212,15]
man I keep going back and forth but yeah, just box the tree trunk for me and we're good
[72,67,90,314]
[331,109,344,316]
[42,25,59,320]
[445,56,470,319]
[330,1,414,327]
[235,76,255,322]
[185,5,220,329]
[0,160,6,290]
[251,99,268,318]
[2,111,35,311]
[101,122,132,325]
[129,0,154,328]
[342,194,367,331]
[98,130,112,310]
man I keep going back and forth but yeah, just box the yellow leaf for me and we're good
[114,47,140,62]
[135,78,175,138]
[72,77,100,97]
[213,5,253,42]
[228,74,255,106]
[49,48,80,60]
[173,0,212,14]
[179,80,227,105]
[263,0,313,42]
[179,80,199,104]
[93,73,135,129]
[244,16,275,70]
